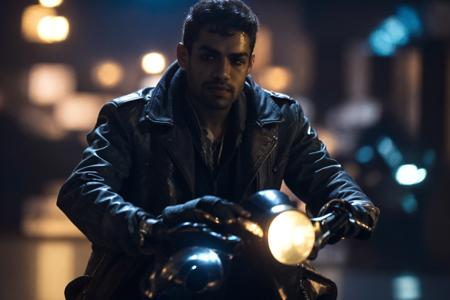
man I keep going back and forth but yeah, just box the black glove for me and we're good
[138,196,250,253]
[160,195,250,227]
[317,199,379,244]
[138,216,168,253]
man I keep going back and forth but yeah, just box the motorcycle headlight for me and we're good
[267,209,315,265]
[243,190,318,266]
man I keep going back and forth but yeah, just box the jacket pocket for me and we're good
[64,275,90,300]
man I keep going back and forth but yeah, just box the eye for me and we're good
[231,56,247,66]
[232,59,244,66]
[200,53,216,62]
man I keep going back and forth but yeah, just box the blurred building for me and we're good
[1,0,450,299]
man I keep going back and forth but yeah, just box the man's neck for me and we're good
[189,98,231,141]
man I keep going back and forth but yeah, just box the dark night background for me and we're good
[1,0,450,299]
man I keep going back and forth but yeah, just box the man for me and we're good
[58,0,379,299]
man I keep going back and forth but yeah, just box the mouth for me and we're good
[205,83,233,94]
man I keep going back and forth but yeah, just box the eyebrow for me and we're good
[198,45,250,57]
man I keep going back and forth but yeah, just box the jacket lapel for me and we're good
[234,81,284,199]
[142,63,196,198]
[235,123,278,199]
[158,126,196,198]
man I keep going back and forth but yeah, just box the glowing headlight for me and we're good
[267,210,315,265]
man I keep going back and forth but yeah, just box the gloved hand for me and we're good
[138,196,250,253]
[160,195,251,226]
[317,199,379,244]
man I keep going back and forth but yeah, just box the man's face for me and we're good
[178,28,254,111]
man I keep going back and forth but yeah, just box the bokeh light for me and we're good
[93,60,124,88]
[369,5,422,56]
[316,127,338,156]
[37,16,70,43]
[396,5,423,36]
[383,17,409,46]
[28,63,76,106]
[369,29,397,57]
[376,136,403,168]
[393,275,421,300]
[54,93,103,131]
[36,241,74,300]
[257,66,293,92]
[356,145,375,164]
[141,52,166,74]
[21,5,56,43]
[39,0,64,8]
[401,194,418,214]
[395,164,427,186]
[252,27,273,72]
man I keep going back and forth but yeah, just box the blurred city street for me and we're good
[1,0,450,299]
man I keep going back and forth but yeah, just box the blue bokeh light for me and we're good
[395,164,427,186]
[376,136,403,168]
[383,17,409,46]
[356,146,375,164]
[370,30,397,56]
[393,274,421,298]
[422,149,436,167]
[369,5,422,57]
[396,5,423,37]
[401,194,418,214]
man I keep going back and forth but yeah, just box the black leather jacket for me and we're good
[57,63,379,299]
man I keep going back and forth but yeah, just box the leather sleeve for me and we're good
[57,101,147,255]
[283,102,379,239]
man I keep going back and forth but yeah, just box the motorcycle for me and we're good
[140,189,357,300]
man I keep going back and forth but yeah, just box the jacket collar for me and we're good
[243,78,284,126]
[142,61,284,127]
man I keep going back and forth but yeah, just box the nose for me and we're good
[213,58,231,81]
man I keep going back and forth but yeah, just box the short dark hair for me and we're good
[182,0,259,53]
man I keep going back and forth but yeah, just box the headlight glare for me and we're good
[267,210,315,265]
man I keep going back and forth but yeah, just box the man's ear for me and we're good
[177,43,189,70]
